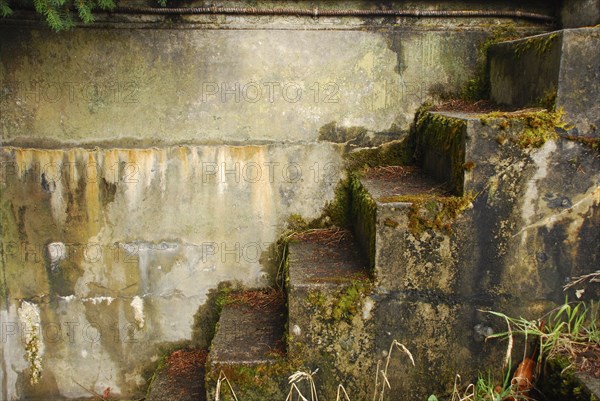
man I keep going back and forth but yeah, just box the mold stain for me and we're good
[520,140,556,242]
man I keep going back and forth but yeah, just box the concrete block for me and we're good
[287,229,374,400]
[489,28,600,136]
[206,290,287,400]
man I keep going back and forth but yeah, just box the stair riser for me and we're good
[288,283,376,400]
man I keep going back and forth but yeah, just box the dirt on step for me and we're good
[146,349,208,401]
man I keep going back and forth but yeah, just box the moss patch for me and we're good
[191,281,239,349]
[479,108,570,148]
[414,107,467,195]
[536,86,558,111]
[379,193,474,236]
[462,24,521,101]
[350,174,377,271]
[206,357,292,401]
[344,137,414,172]
[331,280,372,322]
[514,32,559,58]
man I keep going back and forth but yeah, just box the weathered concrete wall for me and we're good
[0,144,344,399]
[0,3,553,398]
[1,27,487,144]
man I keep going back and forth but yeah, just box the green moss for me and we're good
[331,280,371,322]
[344,137,414,172]
[514,32,559,58]
[307,290,327,309]
[536,87,558,110]
[478,108,570,148]
[538,357,598,401]
[414,109,467,195]
[286,214,310,232]
[191,281,238,349]
[462,24,520,101]
[350,174,377,272]
[379,193,475,236]
[322,178,353,228]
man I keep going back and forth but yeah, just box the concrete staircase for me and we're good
[150,27,600,401]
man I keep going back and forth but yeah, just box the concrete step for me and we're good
[146,349,208,401]
[206,289,288,400]
[286,229,375,399]
[488,27,599,136]
[351,165,468,293]
[287,228,369,289]
[414,109,560,195]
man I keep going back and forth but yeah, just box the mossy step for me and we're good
[488,28,599,136]
[286,229,375,399]
[206,289,288,400]
[287,229,369,288]
[359,165,448,202]
[415,107,573,196]
[208,290,286,366]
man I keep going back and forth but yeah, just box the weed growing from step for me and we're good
[428,300,599,401]
[486,301,600,373]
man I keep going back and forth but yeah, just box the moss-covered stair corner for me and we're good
[488,27,600,137]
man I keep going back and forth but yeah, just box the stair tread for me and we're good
[288,229,368,287]
[431,107,547,120]
[209,290,285,365]
[361,165,448,201]
[431,110,481,119]
[146,349,207,401]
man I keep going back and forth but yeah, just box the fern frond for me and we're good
[0,0,13,17]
